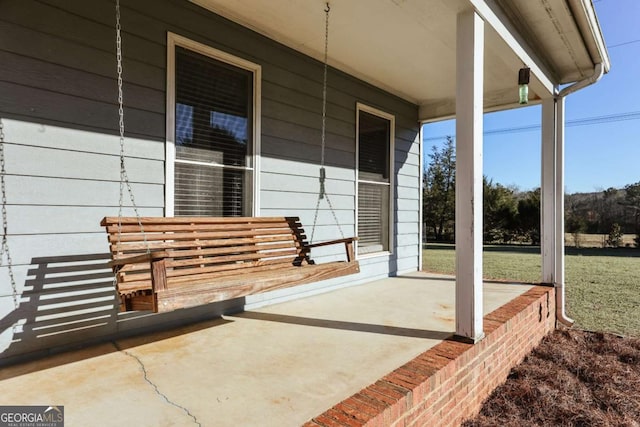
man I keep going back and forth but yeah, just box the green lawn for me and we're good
[423,244,640,337]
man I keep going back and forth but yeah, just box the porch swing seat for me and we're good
[101,216,359,312]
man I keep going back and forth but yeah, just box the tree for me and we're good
[623,182,640,248]
[565,194,583,247]
[606,223,623,248]
[516,189,541,245]
[423,137,455,241]
[566,214,587,248]
[484,177,518,243]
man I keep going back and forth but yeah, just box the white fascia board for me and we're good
[468,0,556,96]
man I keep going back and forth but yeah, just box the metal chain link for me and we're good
[310,186,345,243]
[115,0,149,255]
[320,3,330,169]
[0,118,19,315]
[310,3,345,243]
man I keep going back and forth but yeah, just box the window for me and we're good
[166,34,261,216]
[356,104,394,255]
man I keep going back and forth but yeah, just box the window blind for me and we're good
[174,46,253,217]
[357,110,391,254]
[358,182,390,253]
[358,111,390,183]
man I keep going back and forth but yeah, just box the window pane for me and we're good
[358,182,389,254]
[358,111,390,183]
[174,163,251,217]
[173,45,253,217]
[357,108,392,255]
[175,46,252,167]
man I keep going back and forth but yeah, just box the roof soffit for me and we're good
[187,0,606,120]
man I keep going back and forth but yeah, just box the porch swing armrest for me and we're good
[304,237,358,263]
[108,250,170,268]
[304,237,358,249]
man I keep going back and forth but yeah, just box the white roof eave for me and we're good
[566,0,611,75]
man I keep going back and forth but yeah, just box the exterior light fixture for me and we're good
[518,67,531,104]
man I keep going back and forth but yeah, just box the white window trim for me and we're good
[355,102,395,259]
[165,32,262,216]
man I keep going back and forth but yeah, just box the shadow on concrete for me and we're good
[235,311,453,340]
[0,253,243,369]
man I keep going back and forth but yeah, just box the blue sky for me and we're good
[423,0,640,194]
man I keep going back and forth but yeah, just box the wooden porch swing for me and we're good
[102,2,358,313]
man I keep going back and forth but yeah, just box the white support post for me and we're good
[418,125,424,271]
[541,97,566,285]
[455,10,484,343]
[541,97,572,325]
[555,98,566,288]
[541,98,556,284]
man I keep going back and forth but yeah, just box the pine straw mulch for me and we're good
[463,328,640,427]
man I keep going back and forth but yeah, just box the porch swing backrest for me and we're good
[101,216,358,313]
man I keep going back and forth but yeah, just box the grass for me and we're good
[423,243,640,337]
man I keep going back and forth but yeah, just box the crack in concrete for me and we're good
[113,341,202,426]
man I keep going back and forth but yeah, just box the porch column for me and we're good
[541,97,556,283]
[541,96,572,324]
[541,97,565,286]
[455,10,484,342]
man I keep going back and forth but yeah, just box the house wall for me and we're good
[0,0,420,364]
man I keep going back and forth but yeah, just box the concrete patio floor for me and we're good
[0,272,533,426]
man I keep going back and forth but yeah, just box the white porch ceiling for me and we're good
[189,0,608,121]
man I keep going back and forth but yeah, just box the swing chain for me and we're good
[310,3,345,243]
[115,0,149,253]
[0,118,18,312]
[320,2,330,170]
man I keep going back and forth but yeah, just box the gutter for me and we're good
[557,62,604,98]
[553,62,604,327]
[567,0,611,73]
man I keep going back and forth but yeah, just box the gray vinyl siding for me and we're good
[0,0,420,363]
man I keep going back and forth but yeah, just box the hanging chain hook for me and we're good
[325,2,330,13]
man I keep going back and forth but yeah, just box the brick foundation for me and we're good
[304,286,556,427]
